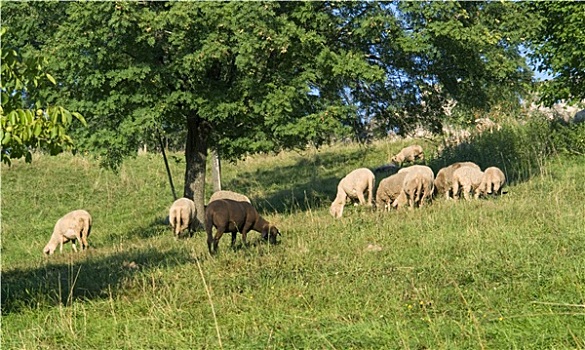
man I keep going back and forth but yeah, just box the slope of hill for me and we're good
[1,132,584,349]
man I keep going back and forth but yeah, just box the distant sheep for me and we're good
[205,199,280,254]
[169,198,197,238]
[477,166,506,197]
[329,168,375,218]
[394,165,434,208]
[434,162,480,200]
[390,145,424,166]
[452,166,484,200]
[209,190,251,204]
[43,210,92,255]
[475,117,501,133]
[375,172,407,210]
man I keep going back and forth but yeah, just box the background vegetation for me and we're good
[2,2,585,348]
[2,118,584,349]
[4,1,583,225]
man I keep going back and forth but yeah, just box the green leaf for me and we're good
[9,111,18,125]
[46,73,57,85]
[34,122,42,137]
[2,132,10,145]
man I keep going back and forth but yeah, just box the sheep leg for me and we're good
[462,185,471,200]
[81,233,89,250]
[60,236,66,253]
[367,179,373,206]
[356,191,366,205]
[452,181,460,200]
[494,182,502,195]
[80,220,90,250]
[73,230,85,252]
[231,232,237,248]
[207,226,224,255]
[213,229,224,254]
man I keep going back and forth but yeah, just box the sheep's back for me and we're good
[209,190,251,204]
[398,165,434,181]
[484,167,505,182]
[435,162,478,191]
[340,168,374,191]
[170,198,196,215]
[56,210,92,233]
[206,199,257,231]
[378,173,407,197]
[453,166,484,186]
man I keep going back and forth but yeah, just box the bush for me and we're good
[431,116,585,184]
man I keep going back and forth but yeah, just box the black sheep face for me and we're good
[263,226,281,244]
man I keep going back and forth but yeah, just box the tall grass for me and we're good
[1,121,584,349]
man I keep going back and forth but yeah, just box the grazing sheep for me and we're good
[394,165,434,208]
[434,162,481,200]
[209,190,251,204]
[390,145,424,166]
[477,166,506,197]
[43,210,92,255]
[169,197,197,238]
[205,199,280,254]
[375,172,408,210]
[329,168,375,218]
[452,166,484,200]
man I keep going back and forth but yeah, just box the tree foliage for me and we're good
[0,27,85,165]
[526,1,585,105]
[2,1,541,219]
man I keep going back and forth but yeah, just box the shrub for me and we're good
[431,115,585,184]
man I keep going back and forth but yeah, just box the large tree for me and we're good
[350,1,535,135]
[2,2,384,224]
[3,1,536,222]
[526,1,585,105]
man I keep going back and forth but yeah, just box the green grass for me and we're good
[1,137,584,349]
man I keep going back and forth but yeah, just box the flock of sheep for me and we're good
[43,189,280,256]
[329,144,506,218]
[42,144,505,256]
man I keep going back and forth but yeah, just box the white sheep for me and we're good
[209,190,251,204]
[434,162,480,200]
[329,168,375,218]
[452,166,484,200]
[43,210,92,255]
[477,166,506,197]
[375,172,408,211]
[169,197,197,237]
[394,165,434,208]
[390,145,424,166]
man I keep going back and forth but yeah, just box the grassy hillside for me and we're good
[1,134,584,349]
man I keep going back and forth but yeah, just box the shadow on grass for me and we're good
[0,246,207,315]
[427,120,573,186]
[222,147,379,214]
[222,121,572,214]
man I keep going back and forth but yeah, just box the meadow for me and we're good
[1,121,585,349]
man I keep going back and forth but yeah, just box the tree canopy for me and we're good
[0,27,85,165]
[526,1,585,105]
[2,1,549,222]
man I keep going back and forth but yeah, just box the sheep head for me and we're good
[43,241,57,255]
[262,224,281,244]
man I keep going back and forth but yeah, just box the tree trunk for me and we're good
[184,115,208,229]
[211,148,222,192]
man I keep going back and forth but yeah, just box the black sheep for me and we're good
[205,199,280,254]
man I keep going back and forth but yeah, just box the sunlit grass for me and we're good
[2,137,584,349]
